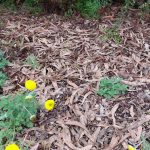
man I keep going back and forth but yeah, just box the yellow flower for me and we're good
[5,143,20,150]
[25,80,37,91]
[128,145,136,150]
[25,94,33,100]
[44,99,55,111]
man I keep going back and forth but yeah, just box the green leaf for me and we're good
[0,92,39,145]
[97,76,128,99]
[0,71,7,87]
[24,54,39,69]
[141,135,150,150]
[0,50,8,69]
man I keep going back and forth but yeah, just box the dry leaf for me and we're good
[111,103,119,126]
[129,105,135,118]
[30,143,39,150]
[88,127,101,145]
[129,126,142,142]
[104,134,120,150]
[82,91,93,104]
[126,115,150,130]
[64,120,89,132]
[67,79,78,89]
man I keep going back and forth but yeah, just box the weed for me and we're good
[0,71,7,87]
[124,0,135,9]
[27,6,43,14]
[24,0,43,14]
[123,0,150,11]
[75,0,110,18]
[140,1,150,18]
[100,27,122,44]
[0,50,8,88]
[0,50,8,69]
[24,54,39,69]
[24,0,38,7]
[0,0,42,14]
[0,92,39,147]
[0,0,16,10]
[141,135,150,150]
[97,77,128,99]
[65,7,74,17]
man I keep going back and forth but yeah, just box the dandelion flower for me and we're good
[128,145,136,150]
[25,80,37,91]
[44,99,55,111]
[5,143,20,150]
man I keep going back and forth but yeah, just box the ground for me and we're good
[0,6,150,150]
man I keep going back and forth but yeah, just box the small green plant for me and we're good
[140,1,150,18]
[75,0,110,18]
[65,7,74,17]
[28,6,43,14]
[24,54,39,69]
[0,0,42,14]
[0,71,7,87]
[0,0,16,10]
[23,0,42,14]
[24,0,38,7]
[123,0,149,11]
[0,50,8,88]
[0,92,39,147]
[97,77,128,99]
[141,135,150,150]
[101,27,122,44]
[0,50,8,69]
[124,0,135,9]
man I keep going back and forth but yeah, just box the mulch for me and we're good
[0,7,150,150]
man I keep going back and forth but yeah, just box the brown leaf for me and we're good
[82,91,93,104]
[111,103,119,126]
[68,88,82,104]
[62,125,78,150]
[129,126,142,142]
[88,127,101,145]
[60,121,92,150]
[111,103,123,129]
[80,145,93,150]
[64,120,89,132]
[126,115,150,130]
[129,105,135,118]
[104,134,120,150]
[80,115,87,126]
[30,143,39,150]
[67,79,78,89]
[122,80,145,86]
[51,80,58,90]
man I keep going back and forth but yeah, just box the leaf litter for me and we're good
[0,8,150,150]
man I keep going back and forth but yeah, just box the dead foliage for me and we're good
[0,7,150,150]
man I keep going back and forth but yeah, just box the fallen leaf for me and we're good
[111,103,119,127]
[104,134,120,150]
[67,79,78,89]
[126,115,150,130]
[82,91,93,104]
[30,143,39,150]
[129,126,142,142]
[129,105,135,118]
[88,127,101,145]
[64,120,89,132]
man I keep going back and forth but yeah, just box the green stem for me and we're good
[23,106,32,116]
